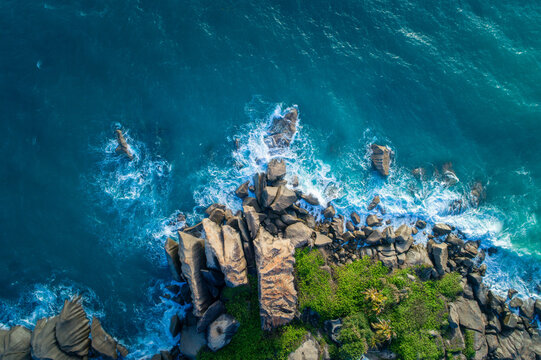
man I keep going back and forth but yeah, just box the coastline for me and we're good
[2,107,540,360]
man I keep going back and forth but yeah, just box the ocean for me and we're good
[1,0,540,357]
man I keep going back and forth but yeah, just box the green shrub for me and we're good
[294,249,463,360]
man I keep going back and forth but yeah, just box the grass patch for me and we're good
[294,248,463,360]
[197,275,307,360]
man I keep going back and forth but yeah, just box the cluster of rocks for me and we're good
[0,296,128,360]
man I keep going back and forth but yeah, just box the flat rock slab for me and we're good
[454,297,485,333]
[253,227,297,330]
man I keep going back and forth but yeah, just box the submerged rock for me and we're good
[207,314,239,352]
[370,144,391,176]
[56,296,91,357]
[253,227,297,330]
[0,325,31,360]
[178,231,212,317]
[264,107,298,150]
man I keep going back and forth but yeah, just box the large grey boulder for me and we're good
[207,314,240,352]
[264,107,299,150]
[0,325,31,360]
[253,227,297,330]
[403,244,433,268]
[453,297,485,333]
[178,231,212,317]
[90,317,119,359]
[431,243,449,276]
[30,317,79,360]
[165,237,183,281]
[196,301,225,333]
[269,186,297,212]
[314,233,332,247]
[285,222,314,248]
[370,144,391,176]
[202,218,223,271]
[267,159,286,182]
[243,205,263,240]
[55,296,91,357]
[433,223,452,236]
[220,225,249,287]
[235,181,250,198]
[394,225,413,254]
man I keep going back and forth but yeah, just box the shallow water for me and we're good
[1,0,540,356]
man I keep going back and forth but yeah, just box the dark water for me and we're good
[1,0,540,356]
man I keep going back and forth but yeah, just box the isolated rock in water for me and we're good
[202,218,223,271]
[165,237,183,282]
[288,333,324,360]
[264,107,298,150]
[350,212,361,225]
[370,144,391,176]
[253,227,297,330]
[56,296,91,357]
[31,317,79,360]
[0,325,32,360]
[91,317,118,360]
[207,314,240,352]
[179,325,207,360]
[314,233,332,247]
[267,159,286,182]
[178,231,212,317]
[368,196,380,211]
[114,129,134,160]
[270,186,297,212]
[235,181,250,198]
[366,214,381,227]
[221,225,249,287]
[285,222,314,248]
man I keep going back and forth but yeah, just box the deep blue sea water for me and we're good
[1,0,541,357]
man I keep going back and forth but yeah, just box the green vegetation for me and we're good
[294,248,463,360]
[197,275,307,360]
[463,330,476,359]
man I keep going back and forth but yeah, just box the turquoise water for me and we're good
[1,0,540,356]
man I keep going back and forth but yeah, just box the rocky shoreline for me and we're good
[2,107,540,360]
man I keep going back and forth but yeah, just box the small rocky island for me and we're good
[2,108,540,360]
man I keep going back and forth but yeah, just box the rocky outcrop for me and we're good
[207,314,239,352]
[221,225,249,287]
[31,317,80,360]
[235,181,250,198]
[370,144,391,176]
[165,237,183,282]
[114,129,133,160]
[91,317,120,360]
[0,325,31,360]
[264,108,298,150]
[253,227,297,330]
[55,296,91,357]
[178,231,212,317]
[267,159,286,183]
[269,186,297,212]
[197,301,225,333]
[202,218,224,271]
